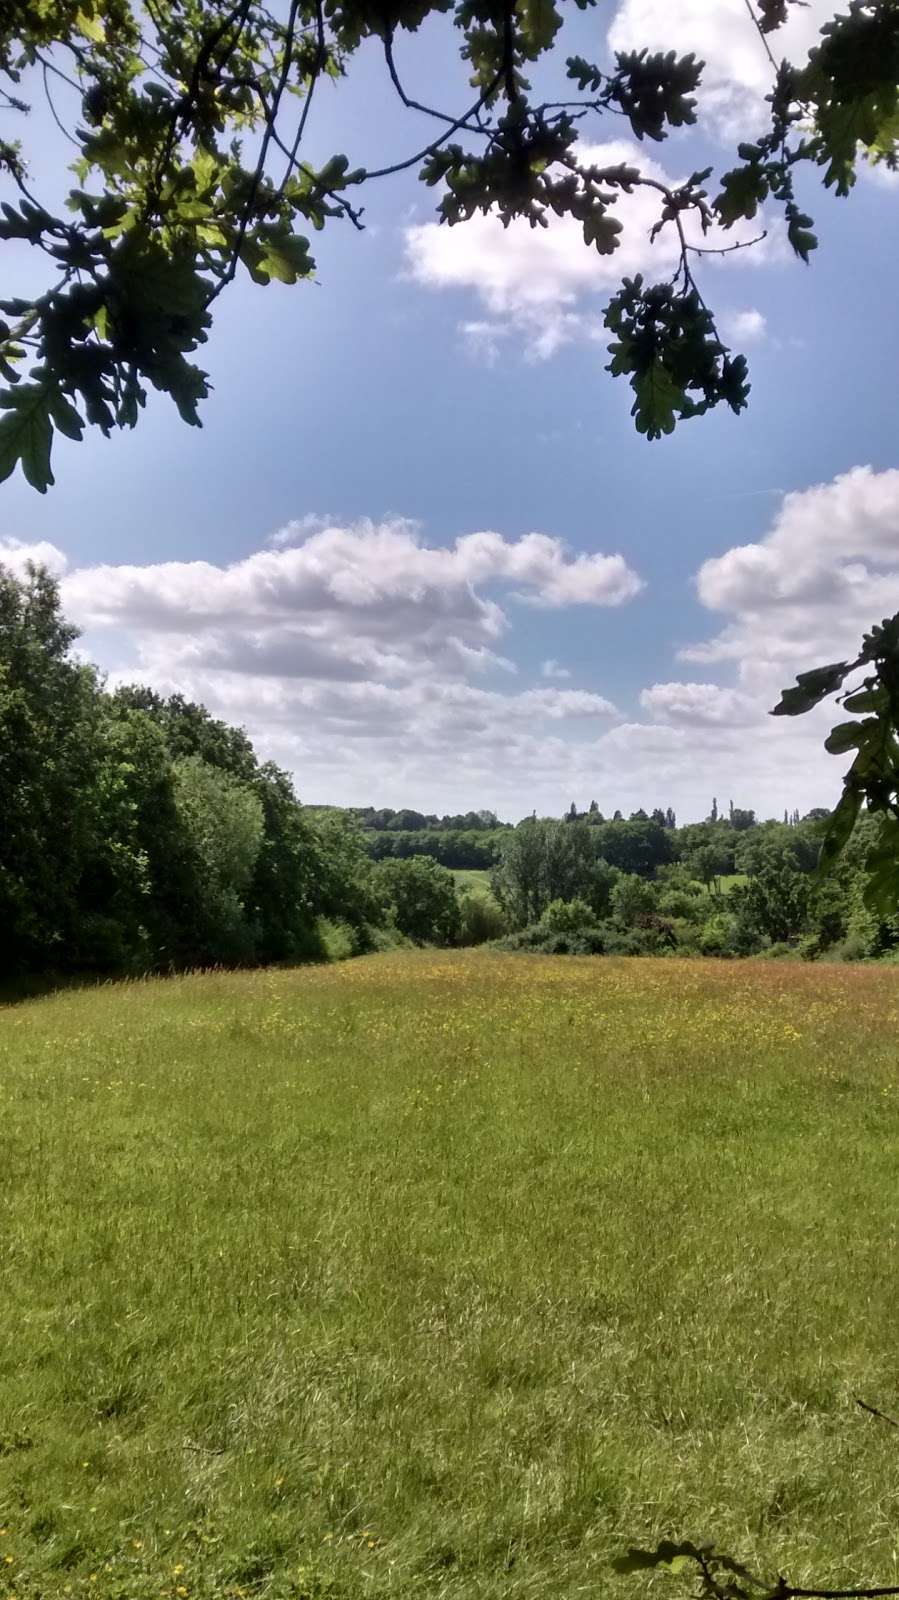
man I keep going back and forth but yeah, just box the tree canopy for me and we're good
[1,0,897,489]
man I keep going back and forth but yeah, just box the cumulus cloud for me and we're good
[404,139,779,361]
[65,519,641,644]
[722,308,767,344]
[639,681,758,726]
[608,0,831,138]
[0,537,68,577]
[610,465,899,818]
[9,471,892,819]
[684,466,899,693]
[266,512,339,548]
[50,517,637,813]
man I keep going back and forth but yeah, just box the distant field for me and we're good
[3,953,899,1600]
[451,867,494,895]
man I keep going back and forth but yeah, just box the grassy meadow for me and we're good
[450,870,494,896]
[2,952,899,1600]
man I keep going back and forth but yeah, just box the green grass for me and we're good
[451,868,494,896]
[3,952,899,1600]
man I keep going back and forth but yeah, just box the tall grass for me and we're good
[2,952,899,1600]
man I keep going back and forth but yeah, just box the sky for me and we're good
[3,0,899,822]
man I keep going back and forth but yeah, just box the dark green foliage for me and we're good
[614,1534,899,1600]
[457,890,508,945]
[605,277,749,438]
[681,839,733,891]
[590,817,674,876]
[372,854,461,945]
[773,613,899,916]
[733,865,810,945]
[0,560,375,977]
[801,1,899,194]
[491,818,619,927]
[0,563,101,970]
[363,826,506,869]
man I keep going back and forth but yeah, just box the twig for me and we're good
[362,72,503,182]
[41,62,80,148]
[855,1396,899,1429]
[687,230,768,259]
[743,0,780,73]
[278,0,326,191]
[783,1587,899,1598]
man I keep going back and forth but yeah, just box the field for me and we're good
[2,952,899,1600]
[451,869,494,896]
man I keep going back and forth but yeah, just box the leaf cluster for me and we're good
[605,275,749,438]
[773,613,899,914]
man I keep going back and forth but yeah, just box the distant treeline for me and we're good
[325,799,820,876]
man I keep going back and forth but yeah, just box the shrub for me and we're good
[372,855,461,945]
[457,892,507,946]
[317,918,359,961]
[497,922,606,956]
[539,897,596,934]
[698,912,740,957]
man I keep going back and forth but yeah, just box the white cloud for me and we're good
[266,512,339,548]
[0,537,68,577]
[53,517,638,814]
[609,465,899,818]
[722,308,767,344]
[460,319,509,366]
[12,471,893,820]
[686,465,899,692]
[639,681,758,725]
[608,0,831,139]
[404,139,779,361]
[65,520,642,643]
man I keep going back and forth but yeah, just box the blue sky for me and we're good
[4,0,899,820]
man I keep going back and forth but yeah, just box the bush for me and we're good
[365,923,414,954]
[317,918,359,961]
[457,891,507,946]
[657,884,706,922]
[372,855,461,945]
[539,897,596,933]
[698,912,740,957]
[761,940,800,961]
[497,922,606,956]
